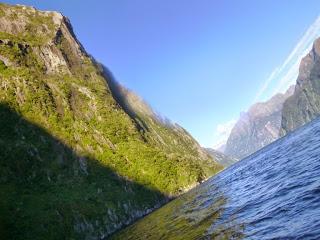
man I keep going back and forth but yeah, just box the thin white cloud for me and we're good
[271,59,300,95]
[272,46,311,95]
[254,67,280,102]
[255,15,320,101]
[212,119,236,149]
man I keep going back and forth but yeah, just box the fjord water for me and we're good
[112,117,320,240]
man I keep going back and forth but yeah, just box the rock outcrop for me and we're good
[281,37,320,135]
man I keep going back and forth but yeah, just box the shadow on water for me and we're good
[0,103,166,240]
[111,181,245,240]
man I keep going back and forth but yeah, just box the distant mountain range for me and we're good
[222,37,320,161]
[204,148,237,167]
[224,86,294,160]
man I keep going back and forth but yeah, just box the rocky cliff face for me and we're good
[281,38,320,135]
[0,4,221,240]
[224,86,294,160]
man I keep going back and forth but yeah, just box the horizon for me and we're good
[3,0,320,148]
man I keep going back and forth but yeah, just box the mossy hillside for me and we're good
[0,103,165,240]
[105,73,222,183]
[0,3,222,239]
[0,62,203,194]
[0,39,196,238]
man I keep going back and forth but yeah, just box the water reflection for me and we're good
[111,183,245,240]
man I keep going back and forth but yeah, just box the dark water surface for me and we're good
[111,118,320,240]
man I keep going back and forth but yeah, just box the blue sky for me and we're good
[4,0,320,147]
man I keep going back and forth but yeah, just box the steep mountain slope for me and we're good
[105,70,214,170]
[204,148,237,167]
[0,4,222,239]
[224,86,294,160]
[281,37,320,135]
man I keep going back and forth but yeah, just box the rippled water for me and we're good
[111,118,320,240]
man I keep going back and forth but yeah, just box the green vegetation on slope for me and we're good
[0,103,165,240]
[0,3,222,239]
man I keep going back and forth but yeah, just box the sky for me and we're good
[4,0,320,148]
